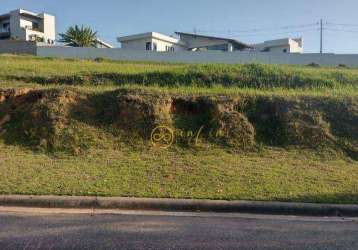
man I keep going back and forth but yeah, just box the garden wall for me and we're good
[37,46,358,67]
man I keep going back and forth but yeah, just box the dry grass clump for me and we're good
[116,90,173,137]
[0,89,101,154]
[214,111,255,149]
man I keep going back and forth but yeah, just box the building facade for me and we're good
[118,32,187,52]
[0,9,55,44]
[252,38,303,53]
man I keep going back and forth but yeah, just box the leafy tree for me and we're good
[59,25,98,47]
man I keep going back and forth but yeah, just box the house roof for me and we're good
[175,32,252,50]
[118,32,186,46]
[17,9,44,20]
[96,38,113,48]
[0,13,10,21]
[0,9,53,21]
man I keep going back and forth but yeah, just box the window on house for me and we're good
[152,42,157,51]
[146,42,151,51]
[2,23,10,32]
[33,23,39,30]
[165,46,174,52]
[283,49,288,53]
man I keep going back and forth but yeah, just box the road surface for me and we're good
[0,207,358,250]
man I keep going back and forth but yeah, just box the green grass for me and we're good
[1,54,358,92]
[0,143,357,204]
[111,84,358,97]
[0,55,358,204]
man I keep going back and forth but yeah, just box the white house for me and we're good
[117,32,251,52]
[118,32,187,52]
[0,9,55,44]
[175,32,251,52]
[252,38,303,53]
[118,31,303,53]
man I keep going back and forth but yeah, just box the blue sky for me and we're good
[1,0,358,53]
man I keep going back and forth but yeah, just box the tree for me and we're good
[59,25,98,47]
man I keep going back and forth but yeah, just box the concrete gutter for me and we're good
[0,195,358,217]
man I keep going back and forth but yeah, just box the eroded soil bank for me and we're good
[0,88,357,160]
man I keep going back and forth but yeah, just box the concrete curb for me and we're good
[1,195,358,217]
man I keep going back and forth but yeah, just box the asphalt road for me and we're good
[0,208,358,250]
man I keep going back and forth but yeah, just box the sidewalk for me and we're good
[1,195,358,217]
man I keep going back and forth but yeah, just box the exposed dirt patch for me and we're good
[0,88,32,103]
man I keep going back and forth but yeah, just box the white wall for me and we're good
[19,17,35,29]
[40,13,55,43]
[152,38,186,52]
[25,29,46,41]
[121,37,186,52]
[253,38,303,54]
[121,38,151,50]
[36,46,358,67]
[288,39,303,53]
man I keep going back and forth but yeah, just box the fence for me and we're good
[0,40,357,67]
[0,40,37,55]
[36,46,358,67]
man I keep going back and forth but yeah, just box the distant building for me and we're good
[118,32,187,52]
[175,32,251,52]
[252,38,303,53]
[117,32,251,52]
[95,38,113,48]
[0,9,55,45]
[117,31,303,53]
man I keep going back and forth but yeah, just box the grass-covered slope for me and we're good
[1,88,357,158]
[1,55,358,91]
[0,55,357,203]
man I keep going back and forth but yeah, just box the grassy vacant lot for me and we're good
[0,55,357,204]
